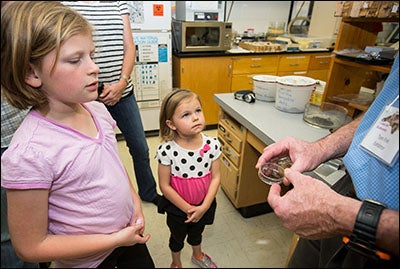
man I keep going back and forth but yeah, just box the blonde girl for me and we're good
[156,89,221,268]
[1,2,154,267]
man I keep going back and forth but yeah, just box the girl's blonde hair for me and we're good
[1,1,93,110]
[159,89,202,142]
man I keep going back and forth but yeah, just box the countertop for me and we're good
[214,93,330,145]
[173,47,333,58]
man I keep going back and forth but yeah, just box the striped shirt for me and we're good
[62,1,133,97]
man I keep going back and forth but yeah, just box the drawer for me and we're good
[219,154,239,202]
[218,111,246,139]
[218,121,242,154]
[277,70,308,77]
[231,72,277,92]
[231,74,255,91]
[308,54,333,70]
[231,55,279,75]
[219,137,241,167]
[278,55,310,72]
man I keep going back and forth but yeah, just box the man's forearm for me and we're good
[316,113,364,161]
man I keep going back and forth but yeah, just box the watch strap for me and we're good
[344,199,391,261]
[352,199,386,246]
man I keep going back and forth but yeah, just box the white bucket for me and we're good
[275,76,316,113]
[253,75,278,102]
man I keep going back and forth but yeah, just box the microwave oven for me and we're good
[172,20,232,53]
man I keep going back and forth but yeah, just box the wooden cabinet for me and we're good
[307,53,334,81]
[230,55,279,92]
[218,112,247,203]
[172,51,334,125]
[323,17,396,115]
[218,110,290,213]
[172,56,232,125]
[277,54,310,77]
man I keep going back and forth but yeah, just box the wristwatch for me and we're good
[120,74,130,85]
[343,199,391,260]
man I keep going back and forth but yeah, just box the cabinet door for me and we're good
[307,70,329,81]
[175,57,232,125]
[231,74,255,92]
[219,154,239,204]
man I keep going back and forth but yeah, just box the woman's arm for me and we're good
[120,13,135,85]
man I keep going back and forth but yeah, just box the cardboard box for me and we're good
[350,1,364,17]
[378,1,393,17]
[341,1,353,17]
[359,1,373,17]
[335,1,345,17]
[366,1,381,17]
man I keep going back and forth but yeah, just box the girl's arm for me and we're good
[200,157,221,209]
[125,168,147,236]
[158,163,192,213]
[7,188,147,263]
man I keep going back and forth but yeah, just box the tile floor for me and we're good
[117,129,294,268]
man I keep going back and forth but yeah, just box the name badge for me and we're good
[360,106,399,166]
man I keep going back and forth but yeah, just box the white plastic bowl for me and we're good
[253,75,278,102]
[275,76,316,113]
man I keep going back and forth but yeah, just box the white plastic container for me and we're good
[275,76,316,113]
[253,75,278,102]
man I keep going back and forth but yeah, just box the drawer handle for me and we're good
[223,147,231,157]
[250,64,261,68]
[223,134,232,143]
[289,63,299,66]
[319,61,329,65]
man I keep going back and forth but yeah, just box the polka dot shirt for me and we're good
[156,133,221,179]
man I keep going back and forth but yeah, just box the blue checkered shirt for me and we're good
[343,55,399,210]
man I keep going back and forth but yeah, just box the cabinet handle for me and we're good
[319,61,329,65]
[250,64,261,68]
[223,134,232,143]
[289,63,299,67]
[224,135,232,143]
[181,66,184,74]
[223,147,231,157]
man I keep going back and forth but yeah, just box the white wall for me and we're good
[227,1,340,37]
[225,1,291,34]
[171,1,339,37]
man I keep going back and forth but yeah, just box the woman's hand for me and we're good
[98,81,125,106]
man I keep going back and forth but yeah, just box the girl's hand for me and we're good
[114,222,150,247]
[185,205,206,223]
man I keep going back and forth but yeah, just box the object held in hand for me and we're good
[98,82,104,95]
[258,156,292,185]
